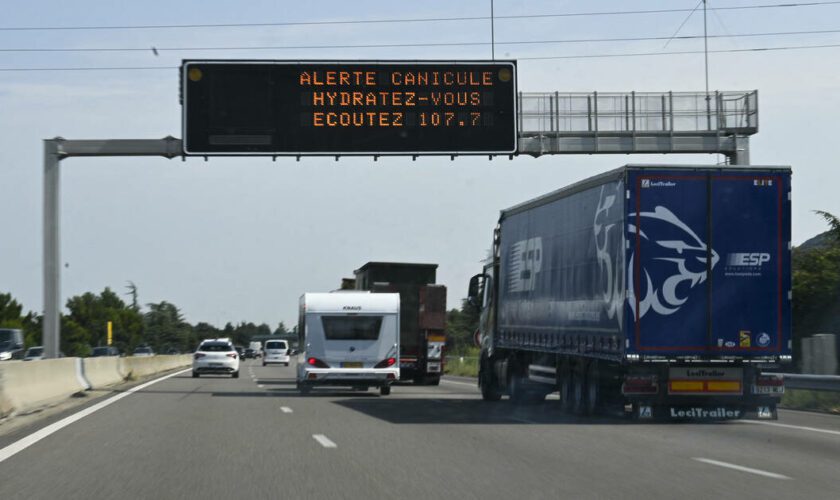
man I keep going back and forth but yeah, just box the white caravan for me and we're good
[297,292,400,395]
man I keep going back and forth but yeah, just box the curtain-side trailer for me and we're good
[468,165,792,419]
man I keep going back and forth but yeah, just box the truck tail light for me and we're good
[374,357,396,368]
[307,357,330,368]
[622,374,659,395]
[194,353,206,359]
[753,373,785,395]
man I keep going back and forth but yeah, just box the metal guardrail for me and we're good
[782,374,840,392]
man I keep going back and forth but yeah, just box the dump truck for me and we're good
[352,262,447,385]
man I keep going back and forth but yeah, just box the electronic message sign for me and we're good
[181,60,517,155]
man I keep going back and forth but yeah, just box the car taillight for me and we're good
[307,357,330,368]
[622,374,659,395]
[226,353,237,359]
[194,353,206,359]
[374,357,396,368]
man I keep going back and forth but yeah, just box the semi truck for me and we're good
[352,262,447,385]
[468,165,792,419]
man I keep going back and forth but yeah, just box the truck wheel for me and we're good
[297,382,311,395]
[585,362,600,415]
[192,371,199,378]
[480,358,502,402]
[380,386,391,396]
[424,376,441,386]
[559,366,573,413]
[572,369,586,415]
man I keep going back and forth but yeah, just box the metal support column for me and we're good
[41,136,183,359]
[43,139,61,359]
[731,135,750,165]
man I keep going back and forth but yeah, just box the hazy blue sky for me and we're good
[1,0,838,328]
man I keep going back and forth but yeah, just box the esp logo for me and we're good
[726,253,771,266]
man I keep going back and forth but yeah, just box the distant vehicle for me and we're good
[263,339,291,366]
[352,262,447,385]
[23,346,44,361]
[0,328,25,361]
[235,346,245,359]
[192,339,240,378]
[132,346,154,357]
[91,346,120,357]
[249,341,262,357]
[297,292,400,396]
[244,348,258,359]
[468,164,792,420]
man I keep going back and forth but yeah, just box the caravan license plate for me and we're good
[341,362,363,368]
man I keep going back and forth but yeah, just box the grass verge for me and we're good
[781,389,840,414]
[444,348,479,378]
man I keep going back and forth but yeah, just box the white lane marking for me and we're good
[258,385,264,388]
[737,419,840,437]
[280,406,293,414]
[312,434,337,448]
[440,379,478,388]
[0,368,191,464]
[692,458,791,480]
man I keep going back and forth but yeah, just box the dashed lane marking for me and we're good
[313,434,337,448]
[280,407,293,413]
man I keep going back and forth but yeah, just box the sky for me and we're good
[1,0,839,328]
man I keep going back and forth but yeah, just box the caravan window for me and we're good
[321,316,383,341]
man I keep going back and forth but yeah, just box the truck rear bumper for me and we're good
[299,367,399,387]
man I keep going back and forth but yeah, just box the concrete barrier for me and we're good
[0,354,192,418]
[81,357,124,389]
[0,358,88,417]
[119,355,192,379]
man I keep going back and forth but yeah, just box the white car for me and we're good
[23,346,44,361]
[192,339,240,378]
[263,340,291,366]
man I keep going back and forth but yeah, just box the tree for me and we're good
[792,211,840,367]
[446,299,480,354]
[273,321,289,336]
[144,301,193,353]
[65,287,143,356]
[0,293,24,327]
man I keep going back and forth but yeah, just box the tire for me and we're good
[479,357,502,402]
[232,371,239,379]
[262,362,266,367]
[192,371,199,378]
[572,368,586,416]
[559,366,574,413]
[425,376,440,386]
[285,362,290,367]
[509,372,527,403]
[585,362,600,415]
[380,385,391,396]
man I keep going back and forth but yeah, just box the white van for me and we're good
[296,292,400,395]
[263,339,290,366]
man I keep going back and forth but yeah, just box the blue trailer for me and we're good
[468,165,792,419]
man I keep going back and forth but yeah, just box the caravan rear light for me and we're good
[307,357,330,368]
[374,357,396,368]
[622,375,659,395]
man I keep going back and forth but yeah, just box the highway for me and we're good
[1,360,839,499]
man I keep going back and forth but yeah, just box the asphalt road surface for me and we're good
[1,360,839,499]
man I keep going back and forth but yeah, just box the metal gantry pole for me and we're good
[40,136,183,359]
[43,139,61,359]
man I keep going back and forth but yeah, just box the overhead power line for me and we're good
[0,1,838,32]
[2,29,840,53]
[2,42,840,71]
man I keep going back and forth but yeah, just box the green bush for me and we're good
[781,389,840,414]
[444,347,479,377]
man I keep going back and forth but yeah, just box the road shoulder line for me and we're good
[0,368,191,464]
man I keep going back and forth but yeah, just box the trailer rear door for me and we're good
[627,168,791,357]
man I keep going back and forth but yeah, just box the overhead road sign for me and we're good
[181,60,517,156]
